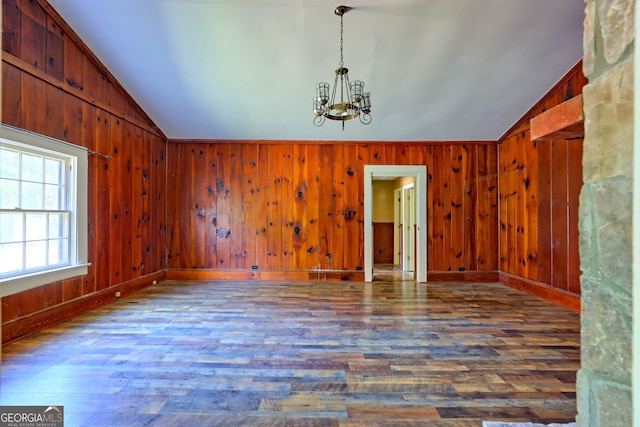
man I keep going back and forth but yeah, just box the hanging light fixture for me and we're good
[313,5,372,130]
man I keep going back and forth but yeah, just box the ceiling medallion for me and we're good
[313,5,372,130]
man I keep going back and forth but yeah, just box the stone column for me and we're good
[577,0,634,426]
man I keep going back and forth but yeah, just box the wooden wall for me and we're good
[498,62,586,309]
[165,142,499,281]
[1,0,167,344]
[373,223,394,264]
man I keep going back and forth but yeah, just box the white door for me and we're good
[402,185,415,272]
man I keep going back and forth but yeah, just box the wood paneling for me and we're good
[373,222,394,264]
[2,0,167,343]
[166,142,499,276]
[498,62,586,298]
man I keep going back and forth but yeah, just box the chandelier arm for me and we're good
[331,72,339,108]
[344,73,352,108]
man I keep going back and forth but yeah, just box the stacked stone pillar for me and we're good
[577,0,634,426]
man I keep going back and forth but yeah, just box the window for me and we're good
[0,125,89,297]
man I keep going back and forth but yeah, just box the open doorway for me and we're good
[364,165,427,282]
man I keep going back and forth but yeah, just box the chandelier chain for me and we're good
[339,13,344,67]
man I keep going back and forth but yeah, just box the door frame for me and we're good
[364,165,427,282]
[402,183,416,272]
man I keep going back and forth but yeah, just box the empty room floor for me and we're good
[0,279,580,426]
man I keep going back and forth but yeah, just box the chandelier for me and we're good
[313,5,372,129]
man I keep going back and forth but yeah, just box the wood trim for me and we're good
[3,53,164,138]
[169,139,499,146]
[427,271,500,282]
[499,60,584,141]
[499,272,580,312]
[167,269,365,282]
[530,94,584,141]
[32,0,165,139]
[1,271,166,346]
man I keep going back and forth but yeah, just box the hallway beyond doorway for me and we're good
[373,263,415,282]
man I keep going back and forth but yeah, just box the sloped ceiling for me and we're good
[47,0,585,141]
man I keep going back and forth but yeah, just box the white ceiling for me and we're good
[47,0,585,142]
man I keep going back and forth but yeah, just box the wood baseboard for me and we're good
[2,271,166,346]
[427,271,500,282]
[166,269,365,282]
[499,272,580,312]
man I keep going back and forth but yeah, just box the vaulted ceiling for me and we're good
[47,0,585,141]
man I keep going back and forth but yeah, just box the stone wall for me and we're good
[577,0,634,426]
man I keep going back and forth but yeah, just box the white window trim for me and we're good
[0,125,90,297]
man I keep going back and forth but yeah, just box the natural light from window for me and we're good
[0,125,89,297]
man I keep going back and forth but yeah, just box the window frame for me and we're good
[0,125,89,297]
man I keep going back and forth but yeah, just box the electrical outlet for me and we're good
[152,280,157,285]
[115,291,121,297]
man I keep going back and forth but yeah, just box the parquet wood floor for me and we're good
[0,279,580,427]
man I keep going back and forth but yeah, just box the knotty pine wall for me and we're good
[498,61,586,309]
[1,0,167,344]
[165,142,499,281]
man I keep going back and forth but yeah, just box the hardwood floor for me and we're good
[0,279,580,427]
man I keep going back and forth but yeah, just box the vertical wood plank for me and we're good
[149,134,161,273]
[3,64,22,127]
[395,145,410,165]
[292,144,308,270]
[536,140,552,285]
[157,136,167,270]
[450,144,464,271]
[431,145,444,270]
[20,0,46,71]
[306,145,320,270]
[343,144,359,270]
[551,141,569,291]
[46,15,64,81]
[463,144,477,271]
[204,143,218,268]
[119,121,134,283]
[318,145,334,269]
[192,144,207,268]
[280,145,294,270]
[95,110,111,290]
[229,146,244,268]
[64,37,84,94]
[141,131,152,274]
[216,144,232,268]
[21,73,46,134]
[109,117,123,285]
[331,145,344,270]
[441,145,452,271]
[266,145,283,270]
[132,126,146,275]
[255,144,269,270]
[515,130,527,279]
[525,132,539,281]
[486,144,499,271]
[166,142,181,269]
[3,0,21,57]
[242,144,259,268]
[356,144,367,270]
[44,76,64,139]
